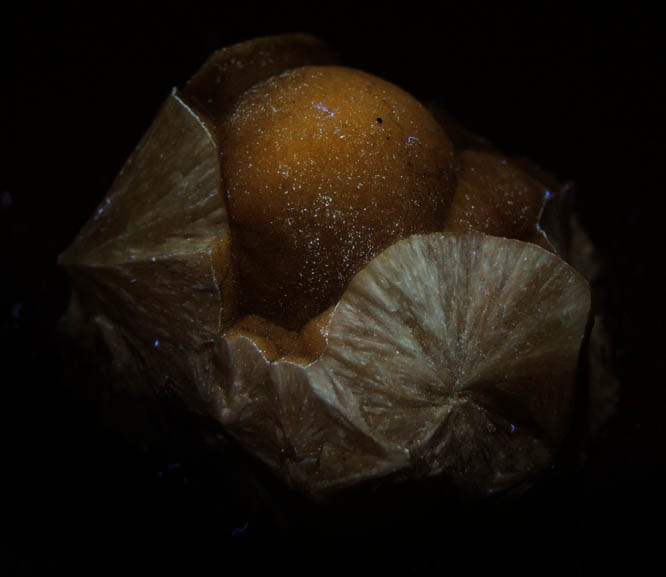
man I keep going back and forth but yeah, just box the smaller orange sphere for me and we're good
[221,65,455,329]
[444,150,547,241]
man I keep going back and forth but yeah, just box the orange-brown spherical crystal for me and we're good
[221,65,455,328]
[444,150,547,241]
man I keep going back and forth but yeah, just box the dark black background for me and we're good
[4,3,664,575]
